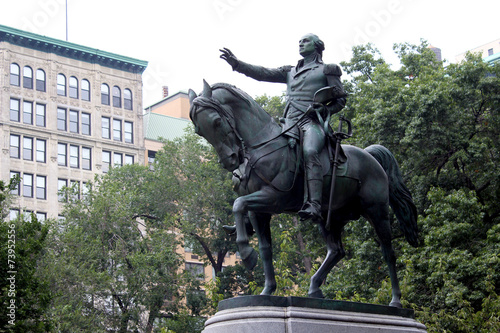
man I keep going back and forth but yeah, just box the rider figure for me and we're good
[220,33,346,223]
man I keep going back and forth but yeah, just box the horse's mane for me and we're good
[189,83,271,128]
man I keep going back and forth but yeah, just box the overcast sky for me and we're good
[1,0,499,107]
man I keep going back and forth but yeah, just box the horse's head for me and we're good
[188,81,242,172]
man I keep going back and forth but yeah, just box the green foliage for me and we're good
[44,165,183,332]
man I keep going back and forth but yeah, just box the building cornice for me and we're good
[0,24,148,74]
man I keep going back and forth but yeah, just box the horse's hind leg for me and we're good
[249,212,276,295]
[308,223,345,298]
[365,204,402,308]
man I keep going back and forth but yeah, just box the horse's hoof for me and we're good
[241,248,258,270]
[308,289,325,299]
[222,225,236,235]
[260,284,277,296]
[389,300,402,308]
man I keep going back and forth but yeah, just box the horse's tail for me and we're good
[365,144,419,247]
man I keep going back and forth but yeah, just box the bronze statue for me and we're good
[188,79,418,307]
[220,34,346,223]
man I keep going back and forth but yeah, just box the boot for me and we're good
[298,179,323,223]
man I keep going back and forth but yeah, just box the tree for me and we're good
[45,165,183,333]
[0,177,53,332]
[331,40,500,331]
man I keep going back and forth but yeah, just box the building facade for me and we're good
[455,38,500,63]
[0,24,147,220]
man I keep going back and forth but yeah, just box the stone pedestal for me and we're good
[203,295,426,333]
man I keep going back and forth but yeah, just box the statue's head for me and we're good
[299,33,325,57]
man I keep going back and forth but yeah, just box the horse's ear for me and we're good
[202,79,212,98]
[188,89,197,104]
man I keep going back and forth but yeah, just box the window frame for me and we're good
[113,119,122,141]
[102,150,111,173]
[23,173,33,198]
[23,137,33,161]
[57,143,67,166]
[23,101,33,125]
[10,135,20,159]
[23,66,33,89]
[112,86,121,108]
[10,98,20,122]
[69,76,78,98]
[10,171,21,195]
[10,63,20,86]
[81,79,90,101]
[124,121,133,143]
[69,110,79,133]
[57,74,66,96]
[101,83,110,105]
[102,116,111,139]
[36,175,46,200]
[36,139,46,163]
[82,147,92,170]
[36,69,46,92]
[36,103,46,127]
[124,88,133,110]
[69,145,79,168]
[82,112,91,135]
[57,107,67,131]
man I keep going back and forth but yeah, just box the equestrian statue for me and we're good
[188,34,418,308]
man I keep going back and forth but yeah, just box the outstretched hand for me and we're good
[219,47,239,69]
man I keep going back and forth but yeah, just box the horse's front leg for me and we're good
[248,212,276,295]
[233,189,278,271]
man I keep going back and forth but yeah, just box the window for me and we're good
[101,84,110,105]
[58,143,67,166]
[36,103,46,127]
[10,135,20,158]
[36,69,46,92]
[23,66,33,89]
[185,263,205,280]
[36,212,46,221]
[69,110,79,133]
[113,119,122,141]
[23,173,33,198]
[10,63,20,86]
[113,153,123,167]
[70,145,79,168]
[124,89,132,110]
[102,151,111,173]
[488,48,494,56]
[112,86,121,107]
[81,79,90,101]
[10,172,20,195]
[69,76,78,98]
[23,101,33,124]
[23,137,33,161]
[124,121,133,143]
[10,210,20,221]
[125,155,134,165]
[82,147,91,170]
[82,113,91,135]
[58,179,67,202]
[57,108,67,131]
[70,180,80,200]
[102,117,110,139]
[10,98,20,122]
[36,175,46,199]
[57,74,66,96]
[148,150,156,166]
[36,139,46,163]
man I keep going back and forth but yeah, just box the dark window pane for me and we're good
[23,66,33,89]
[57,74,66,96]
[36,69,46,92]
[101,84,109,105]
[10,63,20,86]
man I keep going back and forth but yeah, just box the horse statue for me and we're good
[188,81,418,308]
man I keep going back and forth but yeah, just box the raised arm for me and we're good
[219,47,289,84]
